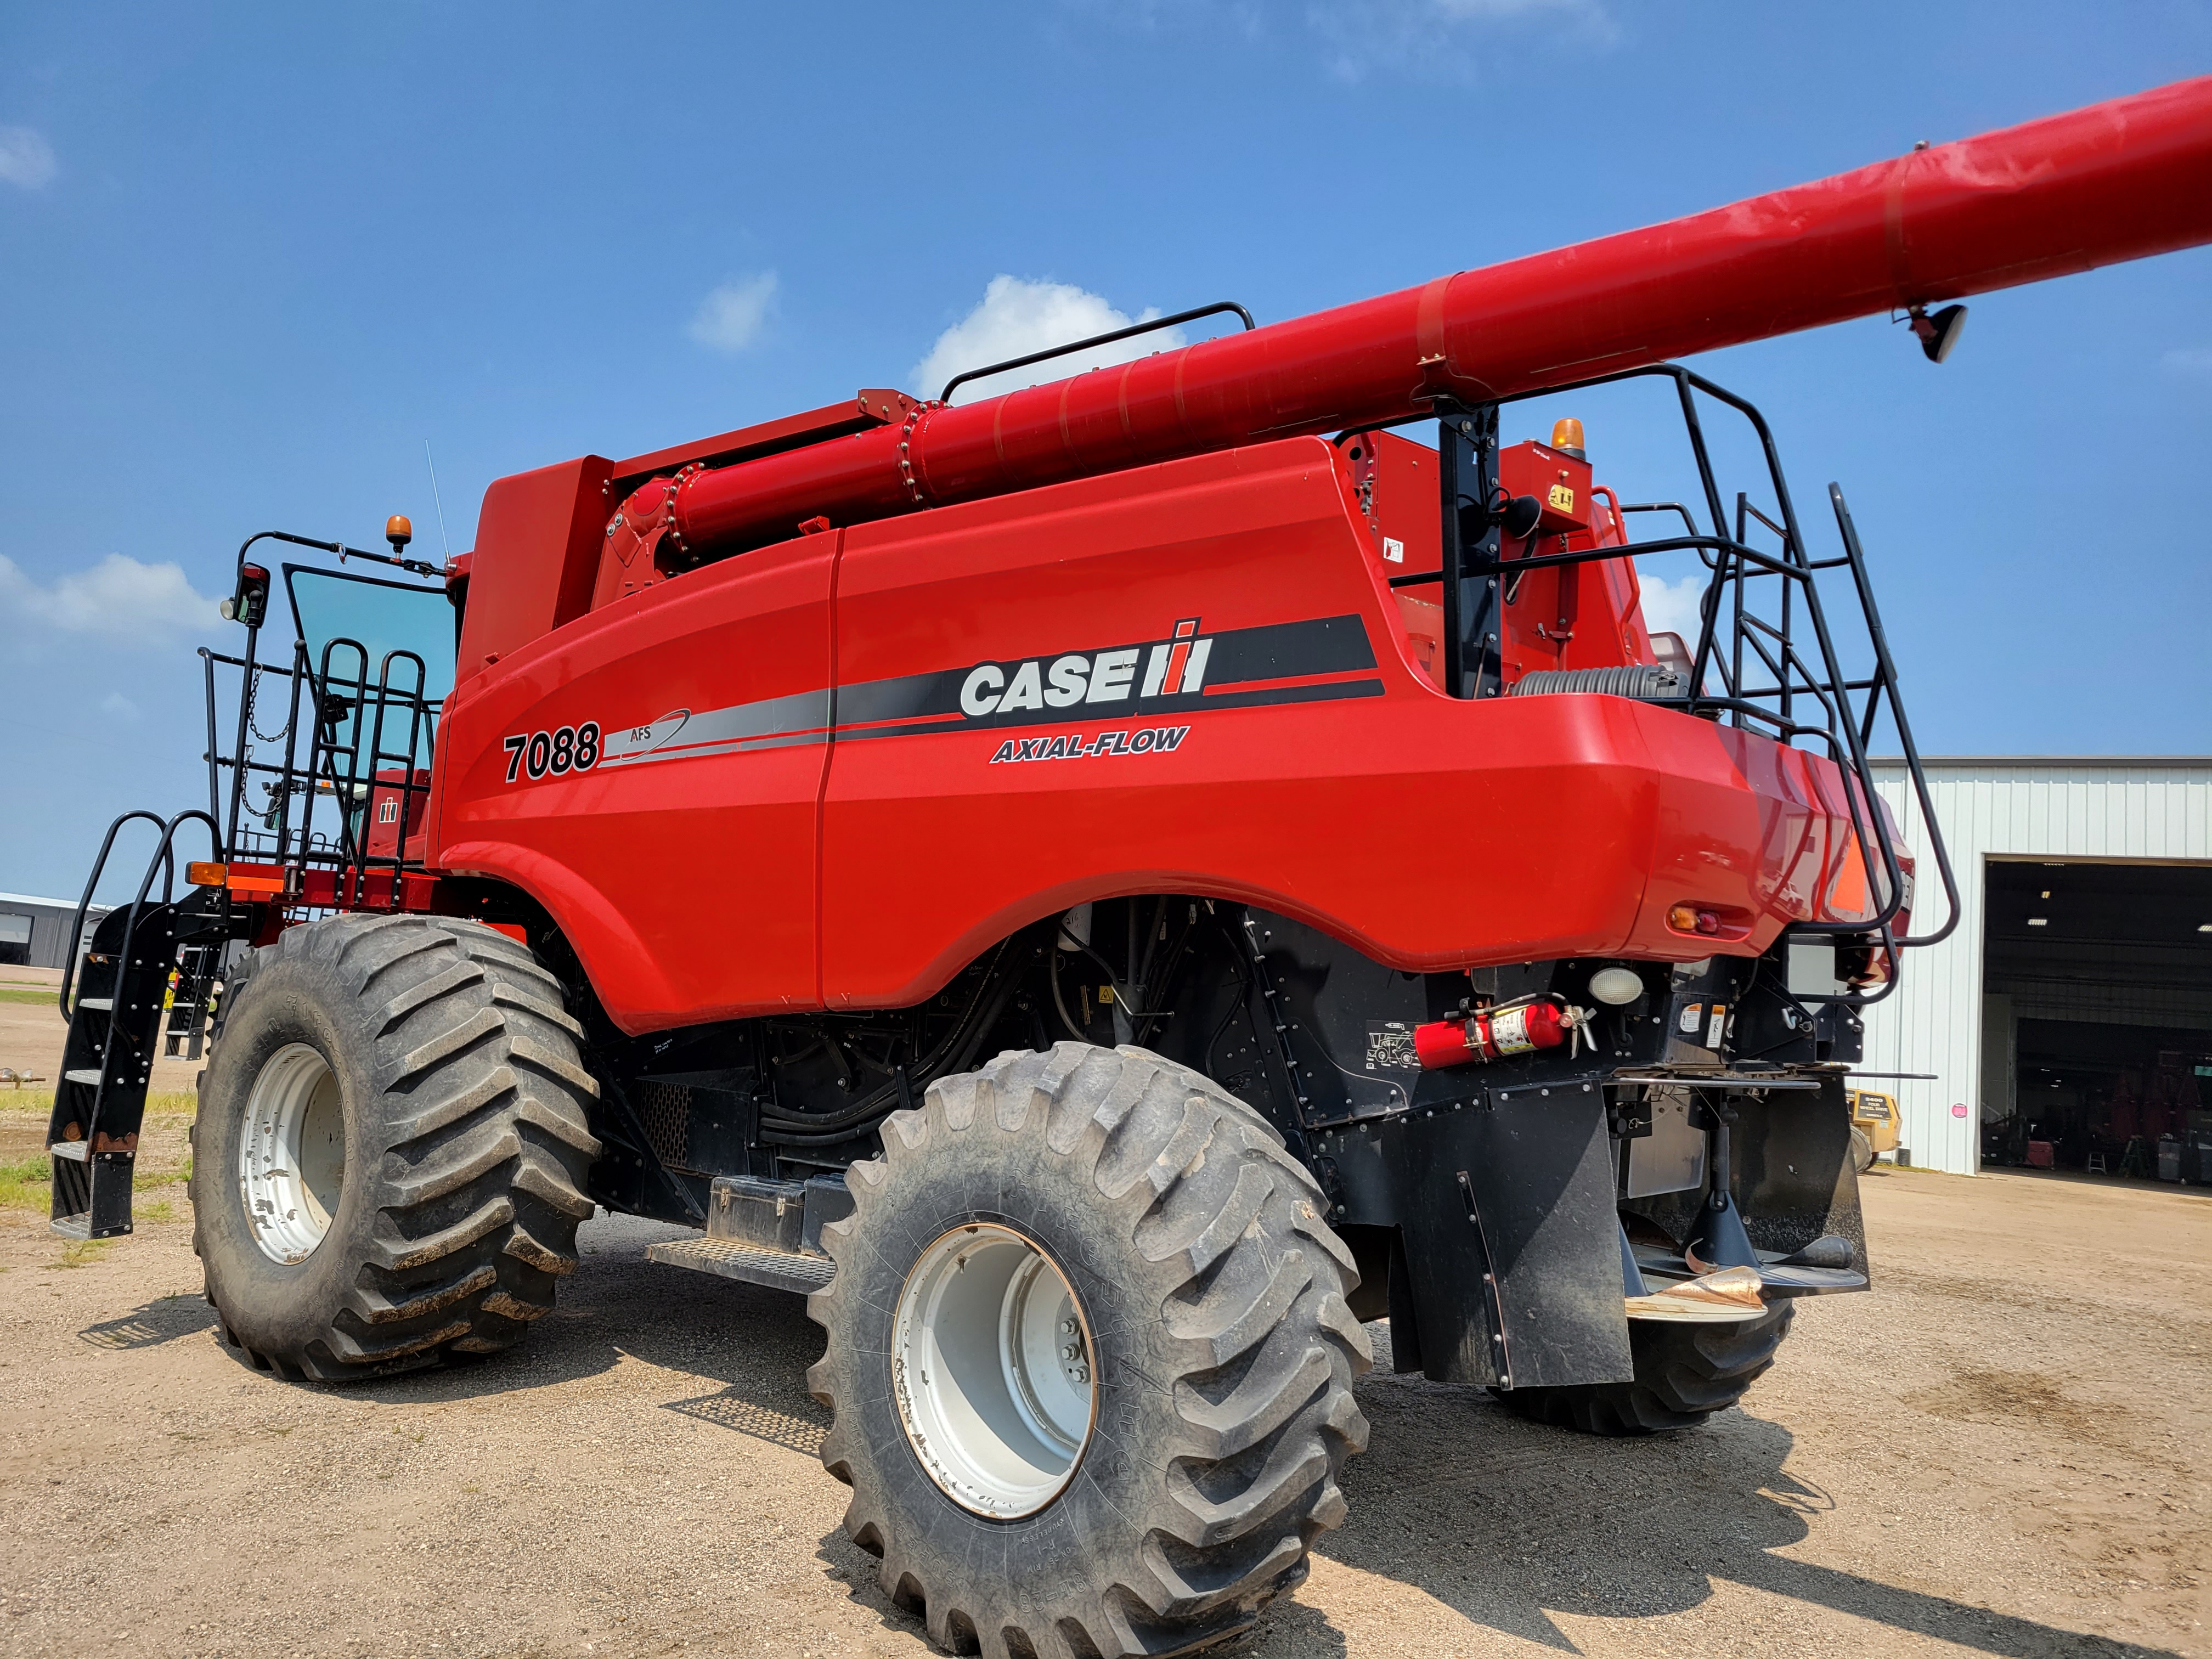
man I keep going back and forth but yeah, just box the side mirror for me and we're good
[1911,303,1967,364]
[219,562,270,628]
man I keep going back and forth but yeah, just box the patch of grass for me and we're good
[0,1153,52,1211]
[141,1198,175,1223]
[52,1239,111,1269]
[1,1090,198,1117]
[0,986,61,1006]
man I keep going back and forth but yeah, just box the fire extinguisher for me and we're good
[1413,997,1593,1070]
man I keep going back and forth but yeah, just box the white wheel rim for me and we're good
[237,1042,346,1265]
[891,1223,1098,1518]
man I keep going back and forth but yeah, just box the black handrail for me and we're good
[1434,361,1960,977]
[199,639,442,889]
[59,811,173,1022]
[938,301,1256,404]
[233,527,441,587]
[82,810,222,1143]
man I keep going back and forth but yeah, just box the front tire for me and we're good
[808,1043,1370,1658]
[191,914,601,1380]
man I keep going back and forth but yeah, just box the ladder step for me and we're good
[64,1069,104,1085]
[77,997,114,1012]
[646,1235,836,1294]
[49,1213,91,1242]
[50,1139,91,1163]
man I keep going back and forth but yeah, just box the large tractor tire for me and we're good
[1849,1125,1876,1174]
[190,913,601,1381]
[1492,1302,1796,1436]
[808,1043,1370,1659]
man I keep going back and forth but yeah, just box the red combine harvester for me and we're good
[49,77,2212,1657]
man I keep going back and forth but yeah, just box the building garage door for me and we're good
[1979,859,2212,1177]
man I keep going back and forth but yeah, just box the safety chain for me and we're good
[244,662,290,744]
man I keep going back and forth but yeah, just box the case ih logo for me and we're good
[959,619,1211,719]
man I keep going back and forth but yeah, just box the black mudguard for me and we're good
[1314,1092,1633,1389]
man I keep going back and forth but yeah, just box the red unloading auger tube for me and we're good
[624,76,2212,556]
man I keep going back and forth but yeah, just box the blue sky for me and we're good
[2,2,2208,900]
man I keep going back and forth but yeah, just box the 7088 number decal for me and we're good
[503,721,601,783]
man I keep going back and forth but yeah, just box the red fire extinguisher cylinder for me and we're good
[1414,1001,1574,1069]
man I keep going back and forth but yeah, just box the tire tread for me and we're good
[809,1042,1369,1659]
[195,915,601,1380]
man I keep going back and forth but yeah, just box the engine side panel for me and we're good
[430,437,1881,1035]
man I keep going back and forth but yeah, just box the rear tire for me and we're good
[191,914,601,1380]
[1850,1125,1876,1173]
[808,1043,1370,1658]
[1492,1302,1796,1435]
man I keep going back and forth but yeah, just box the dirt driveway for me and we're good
[0,965,204,1095]
[2,1127,2204,1659]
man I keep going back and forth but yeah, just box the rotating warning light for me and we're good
[1549,417,1587,460]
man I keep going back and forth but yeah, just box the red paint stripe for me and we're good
[1204,668,1382,696]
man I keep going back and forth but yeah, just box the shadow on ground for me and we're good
[78,1293,218,1351]
[1331,1362,2175,1658]
[178,1211,2172,1659]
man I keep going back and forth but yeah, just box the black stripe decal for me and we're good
[593,613,1384,767]
[832,676,1385,743]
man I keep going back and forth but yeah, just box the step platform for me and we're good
[646,1235,836,1294]
[645,1173,853,1296]
[49,1139,137,1240]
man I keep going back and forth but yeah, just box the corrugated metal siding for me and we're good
[1866,760,2212,1174]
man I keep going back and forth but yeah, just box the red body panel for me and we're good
[458,456,614,680]
[436,533,836,1019]
[428,438,1879,1035]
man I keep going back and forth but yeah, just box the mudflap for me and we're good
[1314,1091,1632,1390]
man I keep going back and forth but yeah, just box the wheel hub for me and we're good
[237,1042,346,1264]
[891,1223,1098,1518]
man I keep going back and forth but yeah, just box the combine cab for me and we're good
[48,77,2212,1659]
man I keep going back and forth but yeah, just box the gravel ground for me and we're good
[1,1117,2204,1659]
[0,964,202,1094]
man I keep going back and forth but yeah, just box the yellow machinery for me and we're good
[1848,1088,1900,1171]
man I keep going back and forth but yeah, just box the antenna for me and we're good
[423,439,453,558]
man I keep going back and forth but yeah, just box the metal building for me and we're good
[1865,758,2212,1175]
[0,891,108,973]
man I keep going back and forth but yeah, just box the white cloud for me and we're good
[2162,347,2212,381]
[1308,0,1612,82]
[0,553,218,640]
[910,276,1187,405]
[1635,567,1707,642]
[99,691,139,720]
[0,126,57,189]
[688,273,777,353]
